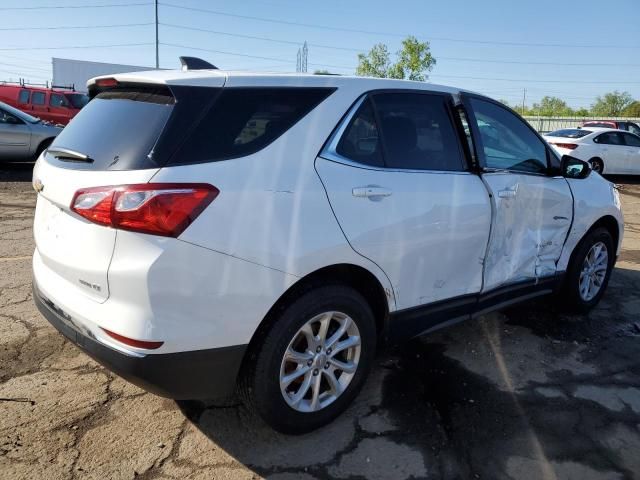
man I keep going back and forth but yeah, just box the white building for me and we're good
[52,58,153,92]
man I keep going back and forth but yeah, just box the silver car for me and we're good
[0,101,62,163]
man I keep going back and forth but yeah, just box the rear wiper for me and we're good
[47,147,94,163]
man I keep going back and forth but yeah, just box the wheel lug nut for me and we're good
[316,346,321,353]
[327,348,332,354]
[307,359,313,366]
[313,369,319,376]
[324,363,329,369]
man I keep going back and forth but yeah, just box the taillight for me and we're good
[71,183,218,237]
[550,142,578,150]
[101,328,164,350]
[95,77,118,88]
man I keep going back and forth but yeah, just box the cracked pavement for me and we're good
[1,165,640,479]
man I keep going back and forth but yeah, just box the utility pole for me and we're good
[155,0,159,69]
[522,88,526,115]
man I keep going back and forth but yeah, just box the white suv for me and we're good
[32,60,623,433]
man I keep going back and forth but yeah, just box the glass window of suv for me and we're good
[173,87,334,164]
[18,89,30,104]
[372,92,464,171]
[50,93,69,107]
[31,91,45,105]
[469,97,547,174]
[594,132,624,145]
[335,98,384,167]
[622,132,640,147]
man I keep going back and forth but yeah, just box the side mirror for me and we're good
[561,155,591,179]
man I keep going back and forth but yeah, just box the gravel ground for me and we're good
[1,164,640,480]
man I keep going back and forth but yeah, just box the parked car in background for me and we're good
[0,82,88,125]
[581,120,640,136]
[0,101,62,162]
[32,64,623,433]
[544,127,640,174]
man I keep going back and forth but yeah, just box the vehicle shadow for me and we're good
[0,162,34,182]
[606,174,640,186]
[177,265,640,479]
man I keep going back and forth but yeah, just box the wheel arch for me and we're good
[589,214,621,253]
[242,263,391,371]
[34,137,55,158]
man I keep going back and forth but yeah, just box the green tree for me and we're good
[574,108,590,117]
[621,101,640,117]
[591,91,634,116]
[313,69,333,75]
[356,36,435,81]
[531,96,573,116]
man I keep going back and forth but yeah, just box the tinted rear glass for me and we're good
[169,87,334,165]
[47,87,174,170]
[546,129,591,138]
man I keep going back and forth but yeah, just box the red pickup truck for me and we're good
[0,83,88,126]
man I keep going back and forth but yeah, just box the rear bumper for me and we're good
[34,282,247,400]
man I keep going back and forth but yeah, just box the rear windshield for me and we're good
[47,87,174,170]
[46,85,334,170]
[546,129,591,138]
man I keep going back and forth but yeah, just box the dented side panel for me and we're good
[481,172,573,292]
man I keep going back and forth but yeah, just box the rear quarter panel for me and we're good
[150,83,397,310]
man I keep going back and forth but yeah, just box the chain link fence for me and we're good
[524,116,640,133]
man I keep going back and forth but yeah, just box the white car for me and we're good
[32,59,623,433]
[544,127,640,175]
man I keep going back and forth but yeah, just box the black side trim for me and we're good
[388,274,564,343]
[34,283,246,400]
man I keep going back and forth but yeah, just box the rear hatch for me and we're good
[33,79,218,303]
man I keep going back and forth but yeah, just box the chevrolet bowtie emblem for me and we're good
[33,178,44,193]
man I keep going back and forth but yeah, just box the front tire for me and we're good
[240,285,376,434]
[562,227,614,312]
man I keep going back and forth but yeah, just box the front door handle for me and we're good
[352,186,392,198]
[498,187,518,198]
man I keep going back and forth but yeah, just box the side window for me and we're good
[372,92,464,171]
[50,93,68,107]
[336,98,383,167]
[622,133,640,147]
[31,91,45,105]
[469,98,547,173]
[595,132,623,145]
[627,123,640,136]
[18,89,30,104]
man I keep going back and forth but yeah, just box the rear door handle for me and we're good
[498,187,518,198]
[352,186,392,198]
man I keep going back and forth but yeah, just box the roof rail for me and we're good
[179,56,218,71]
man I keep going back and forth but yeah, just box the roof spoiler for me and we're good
[179,56,218,71]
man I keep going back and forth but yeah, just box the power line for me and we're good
[429,73,640,85]
[0,2,151,10]
[160,42,292,63]
[159,2,640,49]
[0,23,153,31]
[0,60,51,73]
[0,43,153,51]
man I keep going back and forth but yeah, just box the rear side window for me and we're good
[628,123,640,136]
[372,93,464,171]
[594,132,624,145]
[32,91,45,105]
[622,133,640,147]
[18,89,29,104]
[48,87,175,170]
[336,98,384,167]
[171,88,334,164]
[50,93,68,107]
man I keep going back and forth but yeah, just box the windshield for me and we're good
[65,93,89,109]
[546,129,591,138]
[0,100,40,123]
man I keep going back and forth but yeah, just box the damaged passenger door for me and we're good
[464,95,573,292]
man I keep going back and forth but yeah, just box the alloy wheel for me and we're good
[579,241,608,301]
[279,311,361,413]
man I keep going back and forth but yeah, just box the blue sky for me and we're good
[0,0,638,109]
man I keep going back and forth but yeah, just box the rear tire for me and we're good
[589,157,604,174]
[561,227,614,313]
[239,285,376,434]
